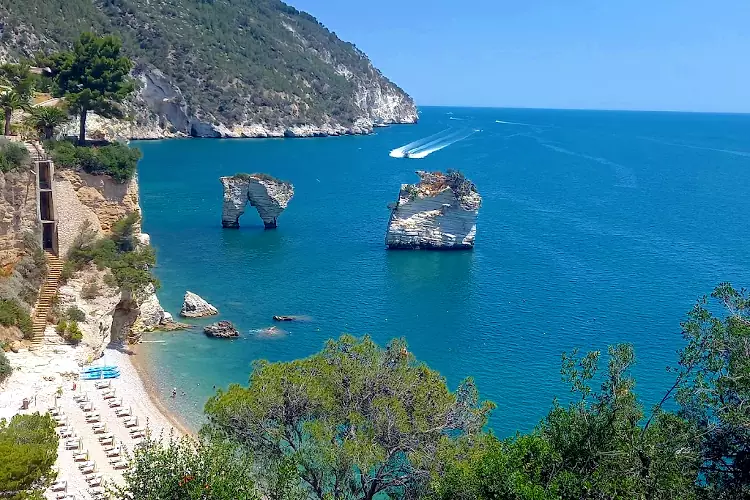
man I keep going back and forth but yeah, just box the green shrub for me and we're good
[65,306,85,322]
[0,413,59,496]
[60,261,75,283]
[46,140,141,182]
[66,322,82,343]
[55,320,67,335]
[0,299,32,338]
[0,141,30,173]
[80,279,99,299]
[0,350,11,383]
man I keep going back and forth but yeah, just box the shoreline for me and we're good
[124,343,195,437]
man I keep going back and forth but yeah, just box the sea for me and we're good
[133,106,750,435]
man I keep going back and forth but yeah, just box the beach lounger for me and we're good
[86,415,101,423]
[53,414,67,422]
[111,460,128,470]
[80,464,95,474]
[49,407,62,416]
[59,428,74,438]
[95,380,111,389]
[115,407,132,417]
[77,460,94,469]
[55,493,72,500]
[102,444,117,452]
[100,437,115,446]
[105,448,121,458]
[73,394,88,403]
[80,402,94,412]
[65,440,80,450]
[97,433,114,442]
[88,486,105,496]
[108,398,122,408]
[73,451,88,461]
[124,419,138,428]
[93,427,107,435]
[51,480,67,492]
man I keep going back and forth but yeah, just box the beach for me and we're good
[0,337,186,499]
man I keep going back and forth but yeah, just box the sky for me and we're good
[289,0,749,113]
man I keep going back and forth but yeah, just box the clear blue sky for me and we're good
[289,0,748,113]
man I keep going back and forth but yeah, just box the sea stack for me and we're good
[385,170,481,250]
[180,291,219,318]
[221,174,294,229]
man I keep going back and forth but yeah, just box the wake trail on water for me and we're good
[389,129,452,158]
[406,128,478,159]
[638,136,750,159]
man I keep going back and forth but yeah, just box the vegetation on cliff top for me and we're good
[47,140,141,182]
[0,0,412,129]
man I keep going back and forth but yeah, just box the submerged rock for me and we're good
[221,174,294,229]
[385,170,481,250]
[180,291,218,318]
[203,321,239,339]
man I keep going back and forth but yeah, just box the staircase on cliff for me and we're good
[29,251,63,350]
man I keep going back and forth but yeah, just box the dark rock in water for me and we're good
[273,315,295,322]
[203,321,239,339]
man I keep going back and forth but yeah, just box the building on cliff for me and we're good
[385,170,482,250]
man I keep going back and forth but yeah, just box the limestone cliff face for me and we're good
[221,175,294,229]
[54,169,141,257]
[385,171,481,250]
[0,170,39,266]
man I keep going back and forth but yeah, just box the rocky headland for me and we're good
[385,170,482,250]
[221,174,294,229]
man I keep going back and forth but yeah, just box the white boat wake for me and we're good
[404,129,478,159]
[496,119,533,126]
[389,128,451,158]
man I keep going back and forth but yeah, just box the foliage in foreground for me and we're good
[0,413,59,499]
[112,435,261,500]
[67,214,157,295]
[113,283,750,499]
[205,335,494,500]
[46,139,141,182]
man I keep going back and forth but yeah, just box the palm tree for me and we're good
[26,106,69,140]
[0,90,23,136]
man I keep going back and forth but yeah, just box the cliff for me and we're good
[0,0,418,140]
[221,174,294,229]
[0,169,39,266]
[385,171,482,250]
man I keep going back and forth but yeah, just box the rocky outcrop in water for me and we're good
[385,171,482,250]
[221,174,294,229]
[180,291,218,318]
[204,321,239,339]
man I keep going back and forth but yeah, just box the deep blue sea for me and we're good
[134,107,750,434]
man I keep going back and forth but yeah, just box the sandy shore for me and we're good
[0,338,187,499]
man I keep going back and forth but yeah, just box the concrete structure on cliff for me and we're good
[385,170,482,250]
[221,174,294,229]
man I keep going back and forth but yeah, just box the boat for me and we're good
[273,315,295,322]
[81,365,118,374]
[81,372,120,380]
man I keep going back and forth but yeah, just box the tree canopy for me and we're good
[205,335,494,500]
[0,413,59,499]
[49,32,134,143]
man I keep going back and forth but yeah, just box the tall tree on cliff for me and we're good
[0,63,34,136]
[50,33,134,144]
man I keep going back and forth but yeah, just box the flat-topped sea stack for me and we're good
[385,170,481,250]
[221,174,294,229]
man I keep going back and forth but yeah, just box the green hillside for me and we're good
[0,0,416,136]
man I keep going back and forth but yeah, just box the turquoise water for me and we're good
[134,107,750,434]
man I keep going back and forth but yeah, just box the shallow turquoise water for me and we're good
[134,107,750,434]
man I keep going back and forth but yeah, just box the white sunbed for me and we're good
[116,407,132,417]
[80,402,94,412]
[108,398,122,408]
[73,394,88,403]
[102,444,117,452]
[88,486,105,495]
[53,414,67,422]
[49,407,62,417]
[80,464,95,474]
[124,419,138,428]
[102,391,115,400]
[59,428,74,438]
[50,480,67,492]
[72,451,88,462]
[55,493,72,500]
[65,441,80,450]
[77,460,94,470]
[106,448,121,458]
[95,380,111,389]
[97,433,114,442]
[111,460,128,470]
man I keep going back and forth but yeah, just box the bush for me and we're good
[0,299,33,339]
[65,306,85,322]
[0,413,59,496]
[55,320,67,335]
[47,140,141,182]
[0,350,11,383]
[66,322,82,343]
[80,279,99,299]
[60,261,75,283]
[0,141,30,173]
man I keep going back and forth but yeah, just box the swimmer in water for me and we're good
[171,387,177,398]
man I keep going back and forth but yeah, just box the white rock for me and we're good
[385,171,481,250]
[221,174,294,229]
[180,291,218,318]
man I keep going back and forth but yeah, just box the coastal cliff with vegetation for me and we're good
[0,0,417,139]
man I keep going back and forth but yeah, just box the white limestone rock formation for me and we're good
[180,291,218,318]
[221,174,294,229]
[385,171,482,250]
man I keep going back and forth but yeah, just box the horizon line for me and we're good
[414,104,750,116]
